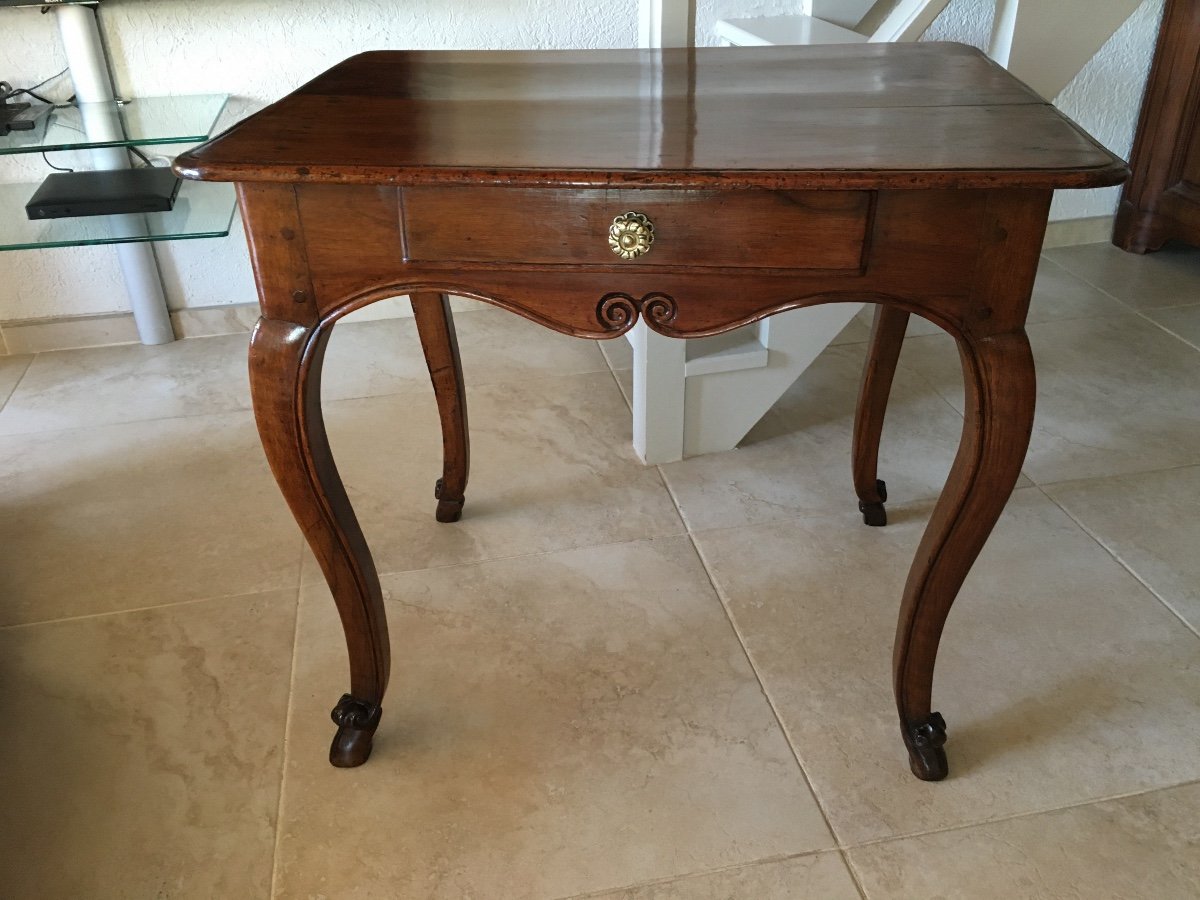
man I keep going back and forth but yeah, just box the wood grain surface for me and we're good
[190,45,1128,781]
[177,44,1126,191]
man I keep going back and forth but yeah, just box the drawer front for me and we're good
[401,187,870,270]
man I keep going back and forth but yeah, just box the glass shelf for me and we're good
[0,94,228,156]
[0,179,237,251]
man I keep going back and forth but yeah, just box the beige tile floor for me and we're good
[1,242,1199,899]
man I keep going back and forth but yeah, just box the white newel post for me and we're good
[630,0,694,464]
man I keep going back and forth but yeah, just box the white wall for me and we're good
[696,0,1164,222]
[1049,0,1164,220]
[0,0,638,322]
[0,0,1166,324]
[920,0,1164,222]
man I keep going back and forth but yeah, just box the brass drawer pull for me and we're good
[609,211,654,259]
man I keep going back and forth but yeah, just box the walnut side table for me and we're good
[176,43,1126,781]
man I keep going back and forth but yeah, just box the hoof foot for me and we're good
[906,711,949,781]
[329,694,382,768]
[434,478,464,523]
[858,479,888,526]
[859,501,887,527]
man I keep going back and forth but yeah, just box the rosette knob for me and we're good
[608,211,655,260]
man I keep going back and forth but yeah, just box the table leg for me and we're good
[852,305,909,526]
[249,317,390,767]
[411,292,470,523]
[893,329,1035,780]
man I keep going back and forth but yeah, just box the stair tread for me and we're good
[685,328,768,377]
[714,14,868,47]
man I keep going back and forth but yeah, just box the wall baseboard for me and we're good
[1,311,141,355]
[0,218,1115,355]
[0,295,489,355]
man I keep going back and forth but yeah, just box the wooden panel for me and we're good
[177,44,1127,192]
[1113,0,1200,252]
[294,183,404,310]
[402,187,869,270]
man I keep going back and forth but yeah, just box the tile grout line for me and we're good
[841,774,1200,853]
[11,535,692,635]
[650,461,1200,879]
[1035,484,1200,642]
[1039,252,1142,313]
[1132,307,1200,354]
[684,521,871,900]
[0,581,303,633]
[268,575,305,899]
[0,324,613,439]
[0,350,35,416]
[594,337,633,414]
[651,463,871,900]
[1043,250,1200,348]
[1029,459,1200,493]
[556,848,857,900]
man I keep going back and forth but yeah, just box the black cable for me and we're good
[23,67,69,93]
[127,146,152,166]
[13,88,54,105]
[7,68,69,105]
[41,152,74,173]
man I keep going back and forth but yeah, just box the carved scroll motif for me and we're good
[596,291,679,334]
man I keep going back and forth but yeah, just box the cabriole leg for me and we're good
[893,329,1035,780]
[411,292,470,523]
[852,304,909,526]
[249,317,390,767]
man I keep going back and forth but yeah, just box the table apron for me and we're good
[237,182,1053,343]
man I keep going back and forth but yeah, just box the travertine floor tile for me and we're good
[0,590,297,899]
[1143,302,1200,349]
[857,255,1123,340]
[0,410,302,625]
[302,371,683,580]
[659,345,964,533]
[1026,255,1129,321]
[0,352,32,409]
[599,333,633,369]
[322,307,609,402]
[0,333,251,434]
[694,488,1200,845]
[278,537,833,899]
[848,782,1200,900]
[614,366,634,410]
[901,314,1200,485]
[831,310,873,344]
[1046,241,1200,309]
[1046,464,1200,632]
[0,310,605,435]
[580,852,862,899]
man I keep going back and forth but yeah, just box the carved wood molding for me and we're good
[596,291,679,334]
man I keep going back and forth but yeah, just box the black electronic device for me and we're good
[25,166,181,219]
[1,78,52,135]
[1,99,51,135]
[0,1,99,7]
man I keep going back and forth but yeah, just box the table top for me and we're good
[176,43,1127,191]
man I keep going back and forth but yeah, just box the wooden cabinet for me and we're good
[1113,0,1200,253]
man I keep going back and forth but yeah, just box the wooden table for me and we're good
[177,43,1126,781]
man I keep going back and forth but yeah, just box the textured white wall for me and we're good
[923,0,1164,221]
[924,0,994,48]
[1050,0,1164,220]
[0,0,638,320]
[0,0,1166,322]
[696,0,803,46]
[707,0,1162,222]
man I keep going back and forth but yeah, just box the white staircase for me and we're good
[631,0,1142,464]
